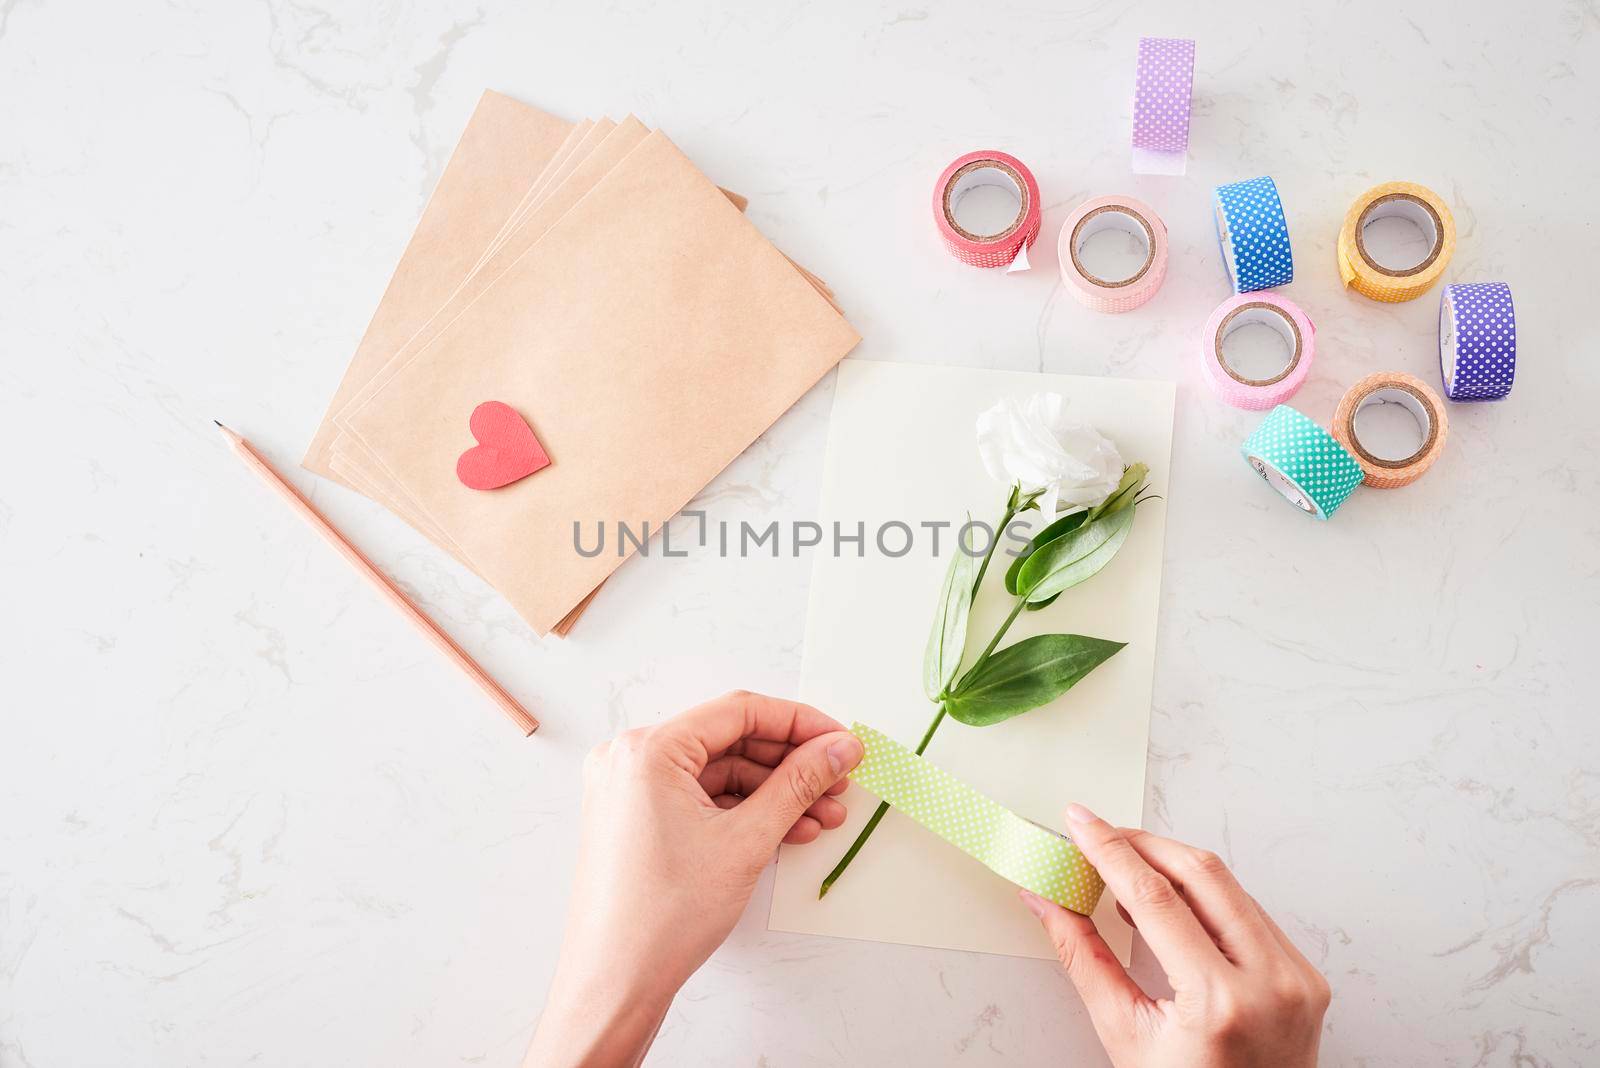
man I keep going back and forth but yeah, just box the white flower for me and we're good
[976,393,1124,517]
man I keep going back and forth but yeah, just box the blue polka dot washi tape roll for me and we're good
[1439,282,1517,401]
[1213,176,1294,293]
[1240,405,1365,519]
[845,722,1106,915]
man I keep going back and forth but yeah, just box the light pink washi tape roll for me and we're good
[1057,195,1169,313]
[1131,36,1196,176]
[1199,293,1315,409]
[932,150,1042,270]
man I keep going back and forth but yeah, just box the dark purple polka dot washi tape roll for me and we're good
[1438,282,1516,401]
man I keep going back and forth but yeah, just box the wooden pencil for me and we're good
[215,421,538,735]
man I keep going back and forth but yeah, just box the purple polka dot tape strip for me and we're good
[1131,36,1196,176]
[846,722,1106,915]
[1439,282,1517,401]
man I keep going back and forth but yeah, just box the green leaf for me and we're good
[922,523,977,700]
[1017,506,1135,604]
[1002,509,1088,595]
[945,633,1127,726]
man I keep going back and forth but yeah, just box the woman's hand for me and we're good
[526,691,864,1068]
[1021,804,1330,1068]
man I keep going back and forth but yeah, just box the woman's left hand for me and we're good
[526,690,863,1067]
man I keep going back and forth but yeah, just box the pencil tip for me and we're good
[213,419,222,428]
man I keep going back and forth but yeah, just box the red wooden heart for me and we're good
[456,401,551,490]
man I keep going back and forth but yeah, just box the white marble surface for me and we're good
[2,1,1597,1064]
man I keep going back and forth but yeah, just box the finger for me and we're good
[739,730,863,838]
[1020,890,1152,1033]
[1118,829,1279,963]
[1065,804,1227,977]
[782,815,824,845]
[662,690,846,765]
[724,738,849,795]
[698,755,774,798]
[1250,895,1319,973]
[808,795,847,830]
[710,791,846,829]
[725,737,793,766]
[700,754,848,800]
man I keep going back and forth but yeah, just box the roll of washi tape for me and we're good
[1058,195,1169,313]
[1131,36,1196,176]
[932,151,1042,271]
[1240,405,1365,519]
[847,723,1105,915]
[1439,282,1517,401]
[1214,176,1294,293]
[1201,293,1315,410]
[1336,182,1456,302]
[1330,372,1448,489]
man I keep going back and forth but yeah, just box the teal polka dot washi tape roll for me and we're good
[1240,405,1365,519]
[1214,176,1294,293]
[847,722,1106,915]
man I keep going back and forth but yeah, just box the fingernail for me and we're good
[1018,890,1047,918]
[1065,802,1098,825]
[827,735,864,776]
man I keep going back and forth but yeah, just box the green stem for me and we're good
[970,504,1017,597]
[968,597,1026,671]
[818,494,1026,900]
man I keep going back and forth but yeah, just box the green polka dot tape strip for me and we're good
[847,722,1106,915]
[1240,405,1365,520]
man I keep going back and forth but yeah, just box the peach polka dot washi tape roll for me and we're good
[1336,182,1456,303]
[1330,372,1449,489]
[1200,293,1315,410]
[1058,195,1169,313]
[932,150,1042,271]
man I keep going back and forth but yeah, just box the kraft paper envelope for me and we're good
[319,107,820,535]
[472,120,592,277]
[329,120,830,621]
[303,90,572,483]
[327,117,653,527]
[481,117,613,266]
[343,131,860,634]
[327,119,792,546]
[769,360,1175,964]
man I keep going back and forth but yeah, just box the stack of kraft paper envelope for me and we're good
[303,90,860,636]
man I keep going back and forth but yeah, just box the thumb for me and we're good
[741,730,863,837]
[1020,890,1151,1032]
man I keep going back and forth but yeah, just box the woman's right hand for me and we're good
[1021,804,1330,1068]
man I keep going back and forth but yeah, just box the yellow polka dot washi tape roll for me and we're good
[846,722,1105,915]
[1336,182,1456,302]
[1330,371,1449,489]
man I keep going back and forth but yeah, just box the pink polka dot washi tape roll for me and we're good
[932,150,1042,270]
[1200,293,1315,410]
[1057,195,1169,313]
[1131,36,1196,176]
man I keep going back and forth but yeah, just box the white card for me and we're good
[769,359,1176,962]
